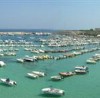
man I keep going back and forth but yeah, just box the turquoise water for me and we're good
[0,51,100,98]
[0,35,100,98]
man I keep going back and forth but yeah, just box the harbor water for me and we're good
[0,34,100,98]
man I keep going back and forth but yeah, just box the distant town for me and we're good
[0,28,100,37]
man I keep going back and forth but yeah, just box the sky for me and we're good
[0,0,100,30]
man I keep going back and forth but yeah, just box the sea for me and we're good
[0,30,100,98]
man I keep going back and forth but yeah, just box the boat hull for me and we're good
[42,88,65,96]
[0,78,17,86]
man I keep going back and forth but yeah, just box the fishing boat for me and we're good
[41,87,65,96]
[0,78,17,86]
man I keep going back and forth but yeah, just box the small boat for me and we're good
[75,66,88,70]
[24,57,34,62]
[27,73,39,78]
[73,51,82,55]
[86,59,96,64]
[4,52,16,56]
[51,76,63,81]
[32,71,45,77]
[75,66,88,74]
[0,61,6,67]
[94,53,100,57]
[41,87,65,96]
[24,55,36,62]
[59,72,75,77]
[0,53,4,56]
[75,69,87,74]
[0,78,17,86]
[17,58,24,63]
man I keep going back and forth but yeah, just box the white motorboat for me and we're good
[0,61,6,67]
[17,58,24,63]
[24,57,34,62]
[75,69,87,74]
[0,78,17,86]
[0,53,4,56]
[75,66,88,74]
[32,71,45,77]
[86,59,96,64]
[24,55,36,62]
[73,51,82,55]
[27,73,39,78]
[94,53,100,57]
[75,66,88,70]
[51,76,63,81]
[41,87,65,96]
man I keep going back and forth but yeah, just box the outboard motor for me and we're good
[6,78,10,82]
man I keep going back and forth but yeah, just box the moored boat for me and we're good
[17,58,24,63]
[75,66,88,70]
[0,61,6,67]
[51,75,63,81]
[59,72,75,77]
[75,66,88,74]
[24,57,34,62]
[27,73,39,78]
[0,78,17,86]
[32,71,45,77]
[75,69,87,74]
[41,87,65,96]
[86,59,96,64]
